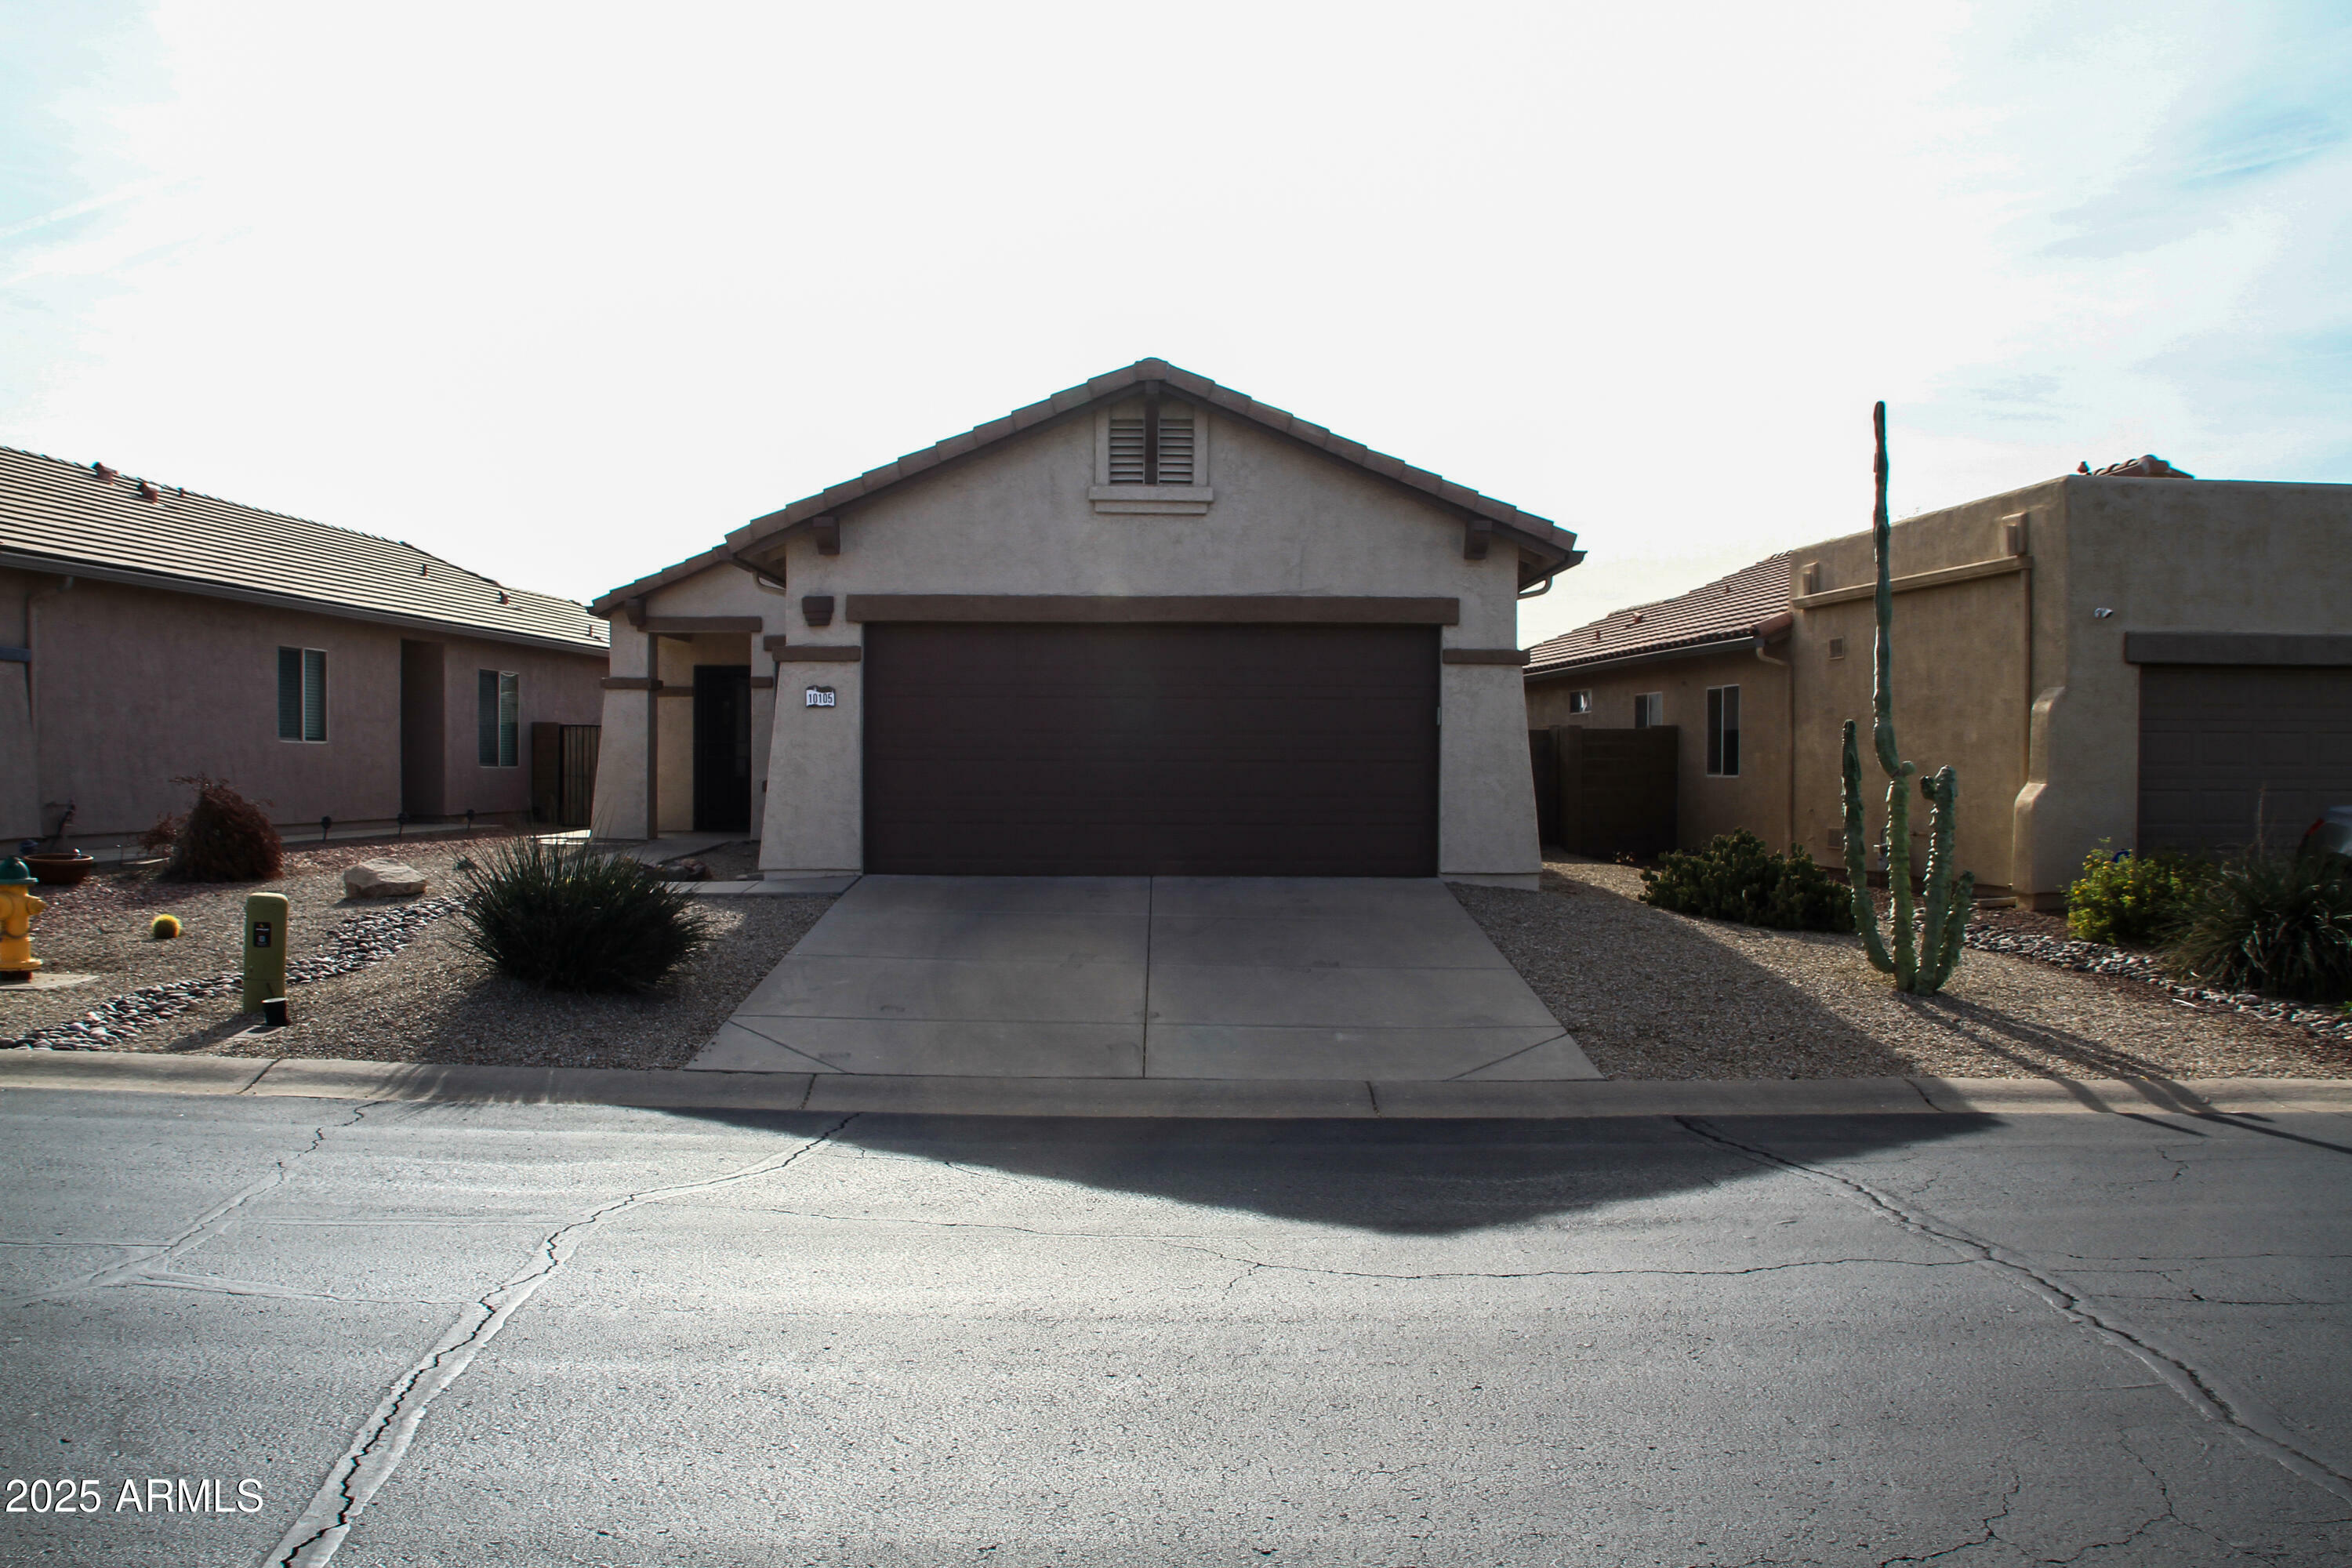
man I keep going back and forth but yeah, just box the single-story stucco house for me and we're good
[586,359,1584,884]
[1523,466,2352,908]
[0,445,610,847]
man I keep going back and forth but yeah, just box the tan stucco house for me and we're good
[1,445,609,847]
[1525,468,2352,908]
[586,359,1584,884]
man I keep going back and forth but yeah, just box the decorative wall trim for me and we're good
[844,595,1462,626]
[1794,555,2027,609]
[1087,484,1214,516]
[764,638,863,662]
[639,615,764,634]
[1441,647,1531,666]
[802,595,836,629]
[2124,632,2352,666]
[600,676,659,690]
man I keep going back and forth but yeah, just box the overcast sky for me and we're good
[4,0,2346,646]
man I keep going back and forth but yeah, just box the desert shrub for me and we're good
[2165,848,2352,1004]
[457,838,711,992]
[2065,843,2214,947]
[139,814,182,856]
[1639,830,1853,932]
[163,777,282,881]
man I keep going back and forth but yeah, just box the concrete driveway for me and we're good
[692,876,1599,1081]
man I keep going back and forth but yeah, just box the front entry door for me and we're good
[691,665,753,833]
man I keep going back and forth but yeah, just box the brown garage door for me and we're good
[2138,665,2352,854]
[864,622,1439,876]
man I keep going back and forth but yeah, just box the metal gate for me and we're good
[532,723,601,828]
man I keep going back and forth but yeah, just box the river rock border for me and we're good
[5,897,463,1052]
[1964,924,2352,1043]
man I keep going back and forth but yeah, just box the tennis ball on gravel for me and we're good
[150,914,182,940]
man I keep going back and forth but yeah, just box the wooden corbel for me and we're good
[622,596,648,629]
[1462,518,1492,561]
[810,514,840,556]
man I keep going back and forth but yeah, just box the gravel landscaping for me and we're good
[3,836,835,1070]
[1454,857,2352,1081]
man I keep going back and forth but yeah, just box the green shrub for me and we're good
[163,776,282,882]
[2165,849,2352,1004]
[1639,830,1853,931]
[2065,843,2213,947]
[457,839,712,992]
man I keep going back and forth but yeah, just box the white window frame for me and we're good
[477,669,520,768]
[1091,397,1214,514]
[278,647,327,743]
[1706,684,1741,777]
[1632,691,1664,728]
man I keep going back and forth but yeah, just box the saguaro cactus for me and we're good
[1840,403,1973,994]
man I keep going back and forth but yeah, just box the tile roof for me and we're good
[1525,552,1795,677]
[0,445,607,653]
[593,359,1585,615]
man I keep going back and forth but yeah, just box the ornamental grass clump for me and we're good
[2065,843,2213,948]
[457,838,711,992]
[2164,848,2352,1004]
[162,776,282,882]
[1639,830,1853,932]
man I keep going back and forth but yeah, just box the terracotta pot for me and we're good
[25,851,96,887]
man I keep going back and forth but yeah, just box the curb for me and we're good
[5,1051,2352,1120]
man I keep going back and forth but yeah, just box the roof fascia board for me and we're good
[0,550,608,657]
[586,543,737,619]
[715,360,1581,575]
[1525,631,1763,681]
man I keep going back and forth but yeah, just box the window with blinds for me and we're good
[277,648,327,742]
[1106,405,1195,485]
[477,670,519,767]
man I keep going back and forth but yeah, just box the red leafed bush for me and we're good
[163,776,282,882]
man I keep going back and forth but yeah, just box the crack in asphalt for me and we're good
[1676,1116,2352,1510]
[264,1112,861,1568]
[3,1102,374,1312]
[744,1206,1969,1284]
[1875,1463,2018,1565]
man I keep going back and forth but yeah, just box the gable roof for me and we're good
[589,358,1583,615]
[1525,552,1795,679]
[0,445,607,654]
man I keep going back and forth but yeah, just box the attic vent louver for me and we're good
[1108,406,1194,485]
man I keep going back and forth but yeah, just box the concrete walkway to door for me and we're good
[691,876,1600,1081]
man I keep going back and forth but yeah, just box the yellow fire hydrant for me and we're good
[0,857,45,982]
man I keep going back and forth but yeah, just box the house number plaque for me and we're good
[804,686,837,708]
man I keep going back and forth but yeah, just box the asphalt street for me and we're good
[2,1088,2349,1567]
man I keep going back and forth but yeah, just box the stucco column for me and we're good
[758,655,862,877]
[588,620,651,840]
[1437,662,1541,885]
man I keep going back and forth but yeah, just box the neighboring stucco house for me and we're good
[1525,468,2352,908]
[586,359,1584,884]
[1,445,609,846]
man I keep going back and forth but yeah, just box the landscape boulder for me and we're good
[343,859,429,898]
